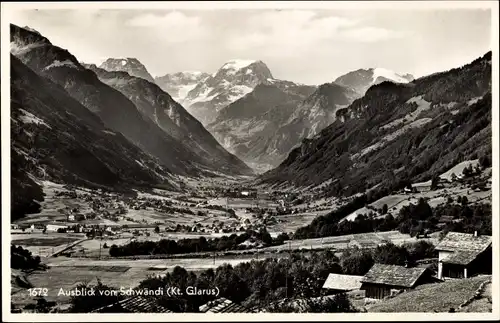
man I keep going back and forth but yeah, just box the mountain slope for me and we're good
[206,82,316,171]
[10,55,172,220]
[10,24,249,177]
[260,52,492,198]
[99,58,156,83]
[334,68,414,95]
[155,71,210,103]
[85,65,253,176]
[182,59,275,125]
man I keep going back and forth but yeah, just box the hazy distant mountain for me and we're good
[334,68,414,95]
[182,59,276,125]
[99,57,156,83]
[155,71,210,103]
[261,53,492,198]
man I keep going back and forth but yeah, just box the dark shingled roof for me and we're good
[436,232,491,253]
[361,264,428,288]
[199,297,252,313]
[91,296,173,313]
[441,250,480,265]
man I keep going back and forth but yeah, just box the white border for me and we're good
[1,1,499,322]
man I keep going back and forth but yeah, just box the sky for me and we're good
[8,7,492,85]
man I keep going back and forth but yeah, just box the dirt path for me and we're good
[458,281,492,312]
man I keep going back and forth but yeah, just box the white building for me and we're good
[46,224,68,232]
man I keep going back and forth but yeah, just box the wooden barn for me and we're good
[360,263,434,300]
[322,273,364,293]
[436,231,492,280]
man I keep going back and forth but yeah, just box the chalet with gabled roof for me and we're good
[435,231,492,280]
[360,263,434,300]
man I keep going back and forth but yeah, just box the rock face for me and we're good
[260,52,492,198]
[182,59,275,125]
[155,71,210,104]
[10,24,253,179]
[334,68,415,95]
[86,65,253,177]
[207,81,361,172]
[99,57,156,83]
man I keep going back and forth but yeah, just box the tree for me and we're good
[69,280,122,313]
[372,242,410,266]
[340,249,374,275]
[381,204,388,215]
[214,264,250,303]
[461,196,469,206]
[154,226,160,234]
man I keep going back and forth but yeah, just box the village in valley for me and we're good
[10,158,493,313]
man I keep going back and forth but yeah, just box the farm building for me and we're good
[199,297,253,313]
[91,296,172,313]
[435,231,492,280]
[360,263,434,300]
[411,180,432,192]
[322,273,363,293]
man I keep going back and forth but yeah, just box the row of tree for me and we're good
[109,229,290,257]
[69,240,436,313]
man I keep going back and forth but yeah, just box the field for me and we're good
[367,275,491,312]
[11,233,87,256]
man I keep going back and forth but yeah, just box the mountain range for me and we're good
[9,24,253,218]
[95,55,416,172]
[259,52,492,199]
[10,22,491,221]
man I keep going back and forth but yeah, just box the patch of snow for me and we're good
[221,59,257,71]
[44,59,79,71]
[372,68,411,84]
[18,109,51,128]
[102,130,116,136]
[121,60,127,66]
[177,83,199,101]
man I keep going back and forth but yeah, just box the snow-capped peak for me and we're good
[221,59,258,71]
[371,67,412,84]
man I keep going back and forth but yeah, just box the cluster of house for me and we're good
[321,231,492,301]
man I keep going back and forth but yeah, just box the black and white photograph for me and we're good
[1,1,499,319]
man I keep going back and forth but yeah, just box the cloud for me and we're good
[223,10,402,56]
[126,11,209,42]
[339,26,405,43]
